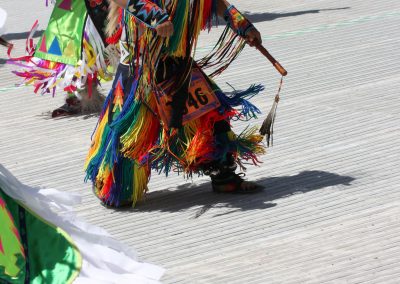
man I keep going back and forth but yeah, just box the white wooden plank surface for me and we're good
[1,0,399,283]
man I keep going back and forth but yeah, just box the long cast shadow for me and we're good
[2,30,45,41]
[123,170,355,217]
[242,7,350,24]
[0,30,44,68]
[208,6,353,28]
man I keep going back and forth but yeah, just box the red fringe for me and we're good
[185,109,237,170]
[106,26,122,45]
[99,172,113,200]
[106,8,123,45]
[202,0,213,30]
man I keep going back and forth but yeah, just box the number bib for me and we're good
[155,67,221,127]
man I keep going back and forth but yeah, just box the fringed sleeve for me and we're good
[197,4,255,78]
[106,1,124,44]
[124,0,169,28]
[201,0,218,31]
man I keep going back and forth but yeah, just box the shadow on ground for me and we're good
[241,7,350,24]
[2,30,45,41]
[0,30,44,68]
[125,170,355,217]
[35,111,100,121]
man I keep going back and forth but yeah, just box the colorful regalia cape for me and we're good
[0,164,164,283]
[85,0,266,207]
[8,0,119,95]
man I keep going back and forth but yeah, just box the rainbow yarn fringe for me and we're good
[84,0,266,207]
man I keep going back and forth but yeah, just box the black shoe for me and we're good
[99,200,133,209]
[51,96,81,117]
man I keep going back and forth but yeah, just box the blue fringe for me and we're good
[215,84,264,121]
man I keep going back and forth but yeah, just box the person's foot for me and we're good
[100,200,133,209]
[51,95,81,118]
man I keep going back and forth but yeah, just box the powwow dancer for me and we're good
[85,0,268,208]
[8,0,119,117]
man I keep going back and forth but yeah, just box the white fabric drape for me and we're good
[0,8,7,36]
[0,164,165,283]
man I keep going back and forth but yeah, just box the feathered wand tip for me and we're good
[259,77,283,147]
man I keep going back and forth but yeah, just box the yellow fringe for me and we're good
[193,0,205,43]
[120,94,158,159]
[84,108,110,170]
[82,39,112,81]
[167,0,206,58]
[182,119,209,165]
[238,127,266,156]
[173,2,189,58]
[132,163,150,206]
[97,166,111,198]
[83,39,97,69]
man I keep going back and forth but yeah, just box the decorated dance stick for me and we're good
[259,77,282,147]
[255,42,287,76]
[254,42,287,146]
[224,5,287,76]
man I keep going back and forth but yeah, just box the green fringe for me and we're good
[167,0,189,54]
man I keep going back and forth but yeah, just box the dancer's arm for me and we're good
[216,0,262,46]
[110,0,173,37]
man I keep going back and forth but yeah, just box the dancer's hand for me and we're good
[156,21,174,37]
[245,28,262,47]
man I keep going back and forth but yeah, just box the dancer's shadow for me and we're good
[127,170,355,218]
[0,30,44,68]
[2,30,45,41]
[35,111,100,121]
[241,7,350,24]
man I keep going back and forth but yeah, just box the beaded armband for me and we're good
[224,5,255,37]
[125,0,169,28]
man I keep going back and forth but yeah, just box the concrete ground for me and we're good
[1,0,400,283]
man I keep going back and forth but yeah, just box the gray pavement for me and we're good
[1,0,400,283]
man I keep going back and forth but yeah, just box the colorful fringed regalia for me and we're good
[85,0,267,208]
[0,164,164,283]
[8,0,120,116]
